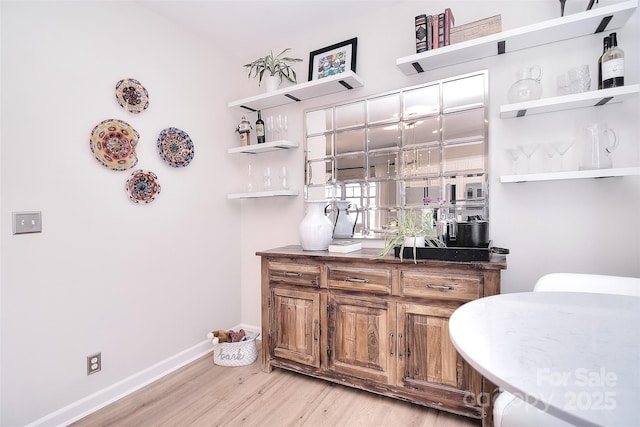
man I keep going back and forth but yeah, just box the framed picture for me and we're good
[308,37,357,82]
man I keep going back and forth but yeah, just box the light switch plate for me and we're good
[12,211,42,234]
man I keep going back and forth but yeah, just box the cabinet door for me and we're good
[271,287,320,368]
[397,303,482,405]
[327,294,396,384]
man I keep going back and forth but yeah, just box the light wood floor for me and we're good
[72,347,481,427]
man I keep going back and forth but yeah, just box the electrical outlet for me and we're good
[87,352,101,375]
[12,211,42,234]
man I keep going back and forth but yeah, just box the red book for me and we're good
[444,8,455,46]
[432,14,439,48]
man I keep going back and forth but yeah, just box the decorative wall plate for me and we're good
[90,119,139,170]
[126,170,161,204]
[115,78,149,114]
[157,127,194,167]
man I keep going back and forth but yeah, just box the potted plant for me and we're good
[244,48,303,90]
[378,209,445,263]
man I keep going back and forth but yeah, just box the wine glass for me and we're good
[275,115,283,142]
[263,167,272,190]
[246,163,254,192]
[279,166,289,190]
[552,140,574,171]
[281,115,288,140]
[519,144,538,173]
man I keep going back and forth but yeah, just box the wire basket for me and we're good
[211,331,260,367]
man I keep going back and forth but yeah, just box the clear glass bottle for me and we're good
[597,35,610,90]
[602,32,624,89]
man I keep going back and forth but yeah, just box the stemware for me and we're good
[247,163,255,192]
[281,115,288,140]
[263,167,272,190]
[552,140,574,171]
[279,166,289,189]
[539,143,558,172]
[519,144,538,173]
[506,148,523,174]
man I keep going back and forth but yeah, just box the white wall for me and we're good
[238,0,640,329]
[1,1,638,425]
[1,1,243,425]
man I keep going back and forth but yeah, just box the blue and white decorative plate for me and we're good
[115,78,149,114]
[157,127,194,167]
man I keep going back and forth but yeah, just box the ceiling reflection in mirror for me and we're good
[305,70,489,239]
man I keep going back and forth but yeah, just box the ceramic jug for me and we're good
[330,200,359,238]
[578,123,618,170]
[299,200,334,251]
[507,65,542,103]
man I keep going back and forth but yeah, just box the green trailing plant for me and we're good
[378,209,445,263]
[244,48,303,86]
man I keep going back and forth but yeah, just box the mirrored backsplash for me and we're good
[305,70,489,239]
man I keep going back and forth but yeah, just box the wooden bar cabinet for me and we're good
[257,245,507,427]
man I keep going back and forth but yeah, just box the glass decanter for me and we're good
[508,65,542,103]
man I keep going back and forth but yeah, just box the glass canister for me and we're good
[508,65,542,103]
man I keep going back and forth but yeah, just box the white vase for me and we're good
[299,200,333,251]
[264,75,280,92]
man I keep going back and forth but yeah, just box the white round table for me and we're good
[449,292,640,427]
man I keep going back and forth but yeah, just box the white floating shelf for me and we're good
[227,189,300,199]
[500,85,640,118]
[228,71,364,112]
[227,140,299,154]
[500,167,640,183]
[396,0,637,75]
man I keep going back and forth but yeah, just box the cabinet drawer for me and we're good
[328,265,391,294]
[269,261,320,288]
[400,271,482,302]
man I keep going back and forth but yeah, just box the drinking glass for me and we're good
[519,144,538,173]
[556,74,571,96]
[568,65,590,94]
[279,166,289,189]
[506,148,523,174]
[246,163,254,192]
[540,143,558,172]
[263,167,272,190]
[281,115,288,140]
[265,116,272,142]
[552,140,574,171]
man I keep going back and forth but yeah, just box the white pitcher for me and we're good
[299,200,334,251]
[331,200,359,238]
[578,123,618,170]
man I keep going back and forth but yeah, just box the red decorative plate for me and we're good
[126,170,161,204]
[89,119,139,170]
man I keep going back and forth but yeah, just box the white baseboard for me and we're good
[27,324,261,427]
[26,340,214,427]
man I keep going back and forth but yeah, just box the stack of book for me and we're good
[415,8,455,53]
[415,11,503,53]
[328,240,362,253]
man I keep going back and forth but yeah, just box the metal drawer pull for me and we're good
[283,272,302,277]
[389,332,394,356]
[345,276,369,283]
[425,283,454,291]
